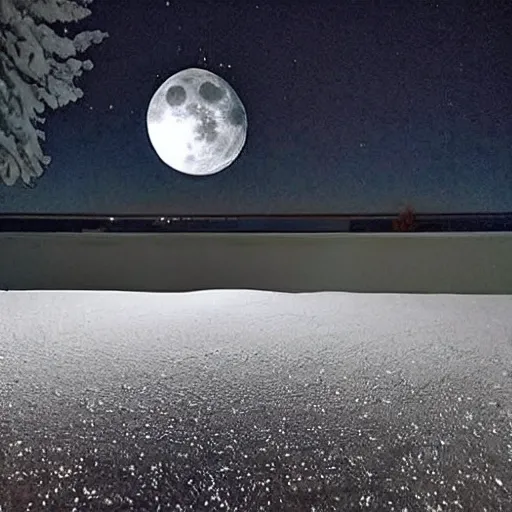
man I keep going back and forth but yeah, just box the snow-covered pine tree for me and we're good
[0,0,107,187]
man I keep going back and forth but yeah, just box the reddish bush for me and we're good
[392,205,418,232]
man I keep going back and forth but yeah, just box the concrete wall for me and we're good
[1,232,511,294]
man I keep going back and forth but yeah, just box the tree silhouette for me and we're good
[0,0,107,187]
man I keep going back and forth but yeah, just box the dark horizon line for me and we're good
[1,211,512,220]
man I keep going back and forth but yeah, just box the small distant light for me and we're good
[109,217,114,222]
[109,105,113,110]
[160,217,165,222]
[166,219,170,223]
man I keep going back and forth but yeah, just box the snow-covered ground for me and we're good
[1,290,512,511]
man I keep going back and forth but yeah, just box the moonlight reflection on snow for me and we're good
[0,290,511,511]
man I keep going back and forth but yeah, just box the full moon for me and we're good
[146,68,248,176]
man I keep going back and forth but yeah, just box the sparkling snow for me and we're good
[0,290,511,511]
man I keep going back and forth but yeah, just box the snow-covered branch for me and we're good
[0,0,107,186]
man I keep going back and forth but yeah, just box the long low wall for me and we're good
[1,232,511,294]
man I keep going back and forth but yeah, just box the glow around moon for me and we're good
[146,68,248,176]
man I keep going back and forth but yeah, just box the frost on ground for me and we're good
[0,290,511,511]
[0,0,107,187]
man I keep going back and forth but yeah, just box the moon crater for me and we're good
[229,106,246,127]
[166,85,187,107]
[199,81,226,103]
[146,68,247,176]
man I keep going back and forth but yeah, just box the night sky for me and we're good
[1,0,511,215]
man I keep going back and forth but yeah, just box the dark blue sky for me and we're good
[1,0,511,214]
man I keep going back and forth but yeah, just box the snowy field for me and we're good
[1,290,512,511]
